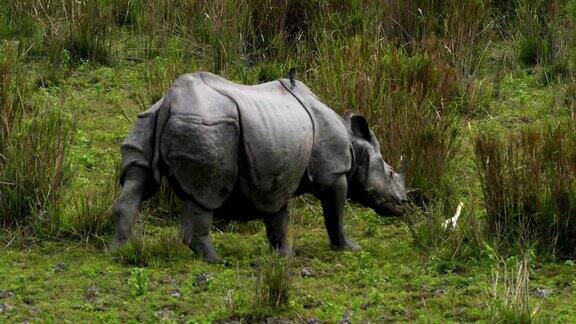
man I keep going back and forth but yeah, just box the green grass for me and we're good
[2,0,576,321]
[1,209,575,322]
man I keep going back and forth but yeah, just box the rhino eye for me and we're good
[389,170,393,178]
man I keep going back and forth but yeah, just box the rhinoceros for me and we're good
[112,72,408,263]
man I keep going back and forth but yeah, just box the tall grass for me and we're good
[404,202,485,272]
[513,0,575,82]
[475,123,576,258]
[112,0,142,27]
[514,0,557,68]
[253,254,293,309]
[0,106,74,230]
[66,168,120,242]
[113,227,191,266]
[47,0,113,65]
[4,0,114,66]
[0,44,25,153]
[141,179,180,221]
[0,43,74,231]
[0,2,39,40]
[487,249,537,322]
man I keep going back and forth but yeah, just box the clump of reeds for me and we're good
[475,123,576,258]
[253,253,294,309]
[0,43,74,231]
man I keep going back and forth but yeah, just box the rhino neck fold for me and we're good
[347,140,368,186]
[278,79,316,141]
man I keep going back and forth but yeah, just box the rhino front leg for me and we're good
[180,200,220,264]
[264,204,294,257]
[319,175,361,251]
[112,165,151,250]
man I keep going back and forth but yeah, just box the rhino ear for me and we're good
[349,114,373,142]
[343,110,355,122]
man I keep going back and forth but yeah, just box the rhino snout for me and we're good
[393,196,408,205]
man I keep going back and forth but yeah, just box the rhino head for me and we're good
[344,112,409,216]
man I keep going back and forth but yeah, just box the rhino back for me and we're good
[201,73,314,213]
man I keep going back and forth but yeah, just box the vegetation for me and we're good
[0,42,74,230]
[1,0,576,321]
[475,123,576,259]
[253,254,293,310]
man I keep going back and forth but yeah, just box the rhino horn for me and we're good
[399,155,409,177]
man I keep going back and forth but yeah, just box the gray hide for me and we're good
[120,100,161,200]
[121,72,352,213]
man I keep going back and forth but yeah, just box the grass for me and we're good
[475,123,576,259]
[65,173,119,242]
[487,250,535,322]
[1,210,575,322]
[0,105,74,230]
[0,42,75,230]
[1,0,576,321]
[253,254,294,310]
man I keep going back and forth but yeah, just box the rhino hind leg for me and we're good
[264,204,294,257]
[180,200,219,264]
[318,175,361,252]
[112,165,152,250]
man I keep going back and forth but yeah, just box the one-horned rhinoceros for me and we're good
[112,72,409,263]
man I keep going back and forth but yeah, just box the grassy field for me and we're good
[1,0,576,322]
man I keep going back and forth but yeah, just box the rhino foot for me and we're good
[191,243,220,264]
[202,253,221,264]
[110,238,127,253]
[331,238,361,252]
[277,246,295,257]
[188,236,220,264]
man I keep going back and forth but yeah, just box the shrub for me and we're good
[487,249,537,322]
[65,170,120,242]
[0,105,74,230]
[253,254,293,309]
[0,45,74,230]
[128,268,149,298]
[474,123,576,258]
[29,0,114,66]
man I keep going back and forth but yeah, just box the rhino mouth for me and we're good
[373,201,405,216]
[363,187,405,217]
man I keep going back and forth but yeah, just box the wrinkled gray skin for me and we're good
[112,72,408,263]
